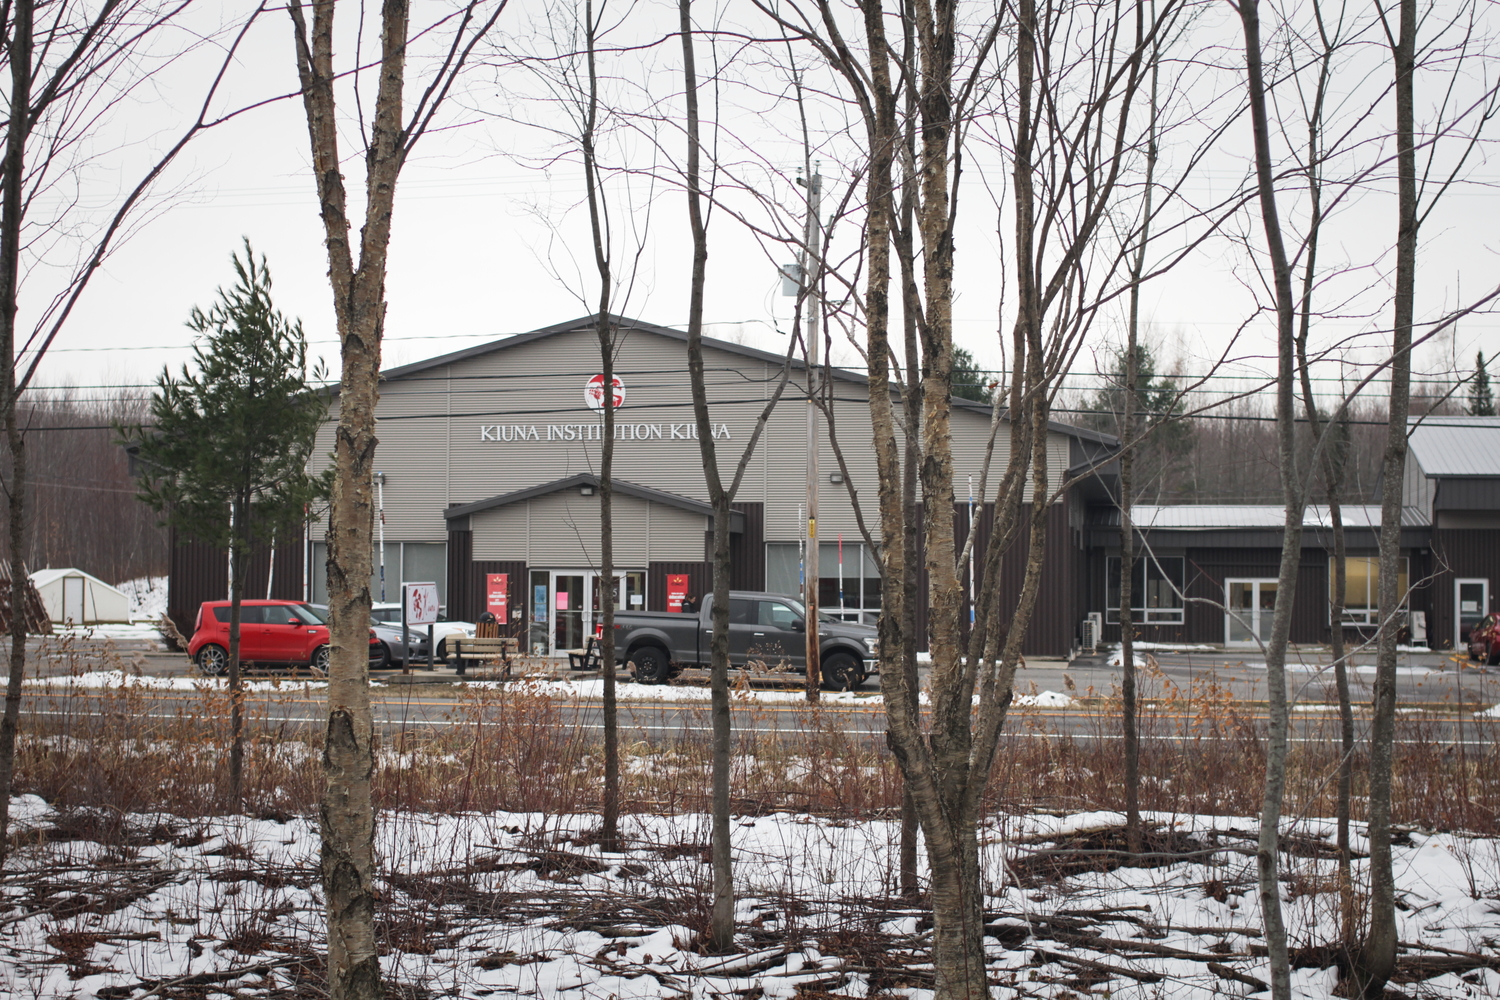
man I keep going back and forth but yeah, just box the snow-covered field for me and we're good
[3,795,1496,999]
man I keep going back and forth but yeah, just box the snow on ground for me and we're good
[464,677,1077,708]
[49,621,170,643]
[1478,702,1500,719]
[22,670,327,693]
[3,798,1496,999]
[116,575,168,620]
[1119,642,1217,652]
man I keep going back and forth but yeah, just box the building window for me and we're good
[766,541,881,624]
[1106,555,1185,625]
[1333,556,1408,625]
[309,541,447,608]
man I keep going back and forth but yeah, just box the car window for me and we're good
[213,606,270,624]
[288,604,326,625]
[727,599,756,625]
[759,601,801,629]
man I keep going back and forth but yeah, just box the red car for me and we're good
[1466,613,1500,665]
[188,600,383,675]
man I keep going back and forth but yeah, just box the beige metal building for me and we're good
[298,314,1115,657]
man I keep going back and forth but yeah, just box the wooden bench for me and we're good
[567,636,602,671]
[446,636,518,676]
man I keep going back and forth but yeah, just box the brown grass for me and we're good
[12,655,1500,838]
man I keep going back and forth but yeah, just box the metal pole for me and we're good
[838,533,845,616]
[969,475,976,626]
[801,164,822,698]
[376,472,387,603]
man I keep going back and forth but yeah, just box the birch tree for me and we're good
[286,2,505,995]
[754,1,1186,993]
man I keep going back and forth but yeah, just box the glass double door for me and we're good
[531,569,645,656]
[1226,578,1277,647]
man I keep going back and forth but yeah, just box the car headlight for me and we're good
[866,636,879,656]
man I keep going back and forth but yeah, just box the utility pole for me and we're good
[799,164,822,700]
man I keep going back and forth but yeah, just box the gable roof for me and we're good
[444,473,744,533]
[31,567,128,595]
[380,313,1119,447]
[1407,415,1500,478]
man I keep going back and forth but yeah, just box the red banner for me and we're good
[486,573,509,620]
[666,574,689,613]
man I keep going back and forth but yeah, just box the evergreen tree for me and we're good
[1468,351,1495,416]
[124,240,329,804]
[951,347,994,402]
[1088,343,1196,499]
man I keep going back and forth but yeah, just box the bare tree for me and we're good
[677,0,797,950]
[286,1,505,995]
[0,0,264,849]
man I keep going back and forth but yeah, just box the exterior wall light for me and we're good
[580,485,596,495]
[829,471,845,484]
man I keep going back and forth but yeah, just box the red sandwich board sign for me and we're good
[666,574,689,613]
[486,573,509,620]
[585,373,626,410]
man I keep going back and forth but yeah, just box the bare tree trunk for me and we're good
[678,0,734,951]
[0,0,33,853]
[1119,355,1140,855]
[1119,28,1157,854]
[1353,0,1415,993]
[1288,5,1356,947]
[579,0,620,855]
[227,493,247,808]
[1239,2,1306,995]
[289,1,411,995]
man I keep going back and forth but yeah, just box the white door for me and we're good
[1455,578,1489,649]
[62,576,85,626]
[1225,578,1278,647]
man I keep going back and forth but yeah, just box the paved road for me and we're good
[20,640,1498,746]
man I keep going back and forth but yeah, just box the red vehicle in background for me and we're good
[1466,613,1500,665]
[188,600,383,675]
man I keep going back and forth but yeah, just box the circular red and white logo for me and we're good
[585,374,626,410]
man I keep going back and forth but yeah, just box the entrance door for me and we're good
[1226,578,1278,647]
[62,576,84,625]
[1456,578,1489,649]
[551,573,586,654]
[544,569,647,655]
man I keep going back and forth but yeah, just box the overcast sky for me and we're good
[19,1,1500,416]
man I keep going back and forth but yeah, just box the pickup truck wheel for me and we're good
[631,646,672,685]
[820,653,864,691]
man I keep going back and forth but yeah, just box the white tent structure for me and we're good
[31,568,132,625]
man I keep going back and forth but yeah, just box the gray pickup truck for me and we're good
[612,591,879,690]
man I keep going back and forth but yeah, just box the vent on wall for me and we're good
[1081,612,1103,653]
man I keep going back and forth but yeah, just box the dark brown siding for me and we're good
[167,526,306,640]
[446,529,475,616]
[648,561,711,612]
[1430,529,1500,649]
[729,502,765,590]
[446,528,530,633]
[927,500,1079,658]
[1094,544,1442,647]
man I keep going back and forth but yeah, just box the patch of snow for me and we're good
[116,575,168,620]
[51,621,168,641]
[23,670,326,693]
[1126,642,1217,652]
[1476,703,1500,719]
